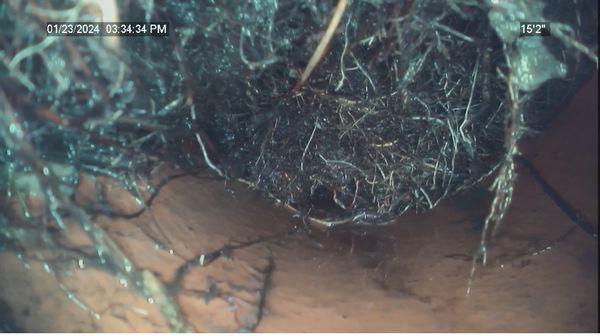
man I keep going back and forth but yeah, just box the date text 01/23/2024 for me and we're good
[46,22,169,37]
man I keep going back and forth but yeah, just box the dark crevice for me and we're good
[517,155,598,240]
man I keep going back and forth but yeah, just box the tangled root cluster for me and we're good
[204,2,509,224]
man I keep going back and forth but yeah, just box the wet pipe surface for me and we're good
[0,75,597,332]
